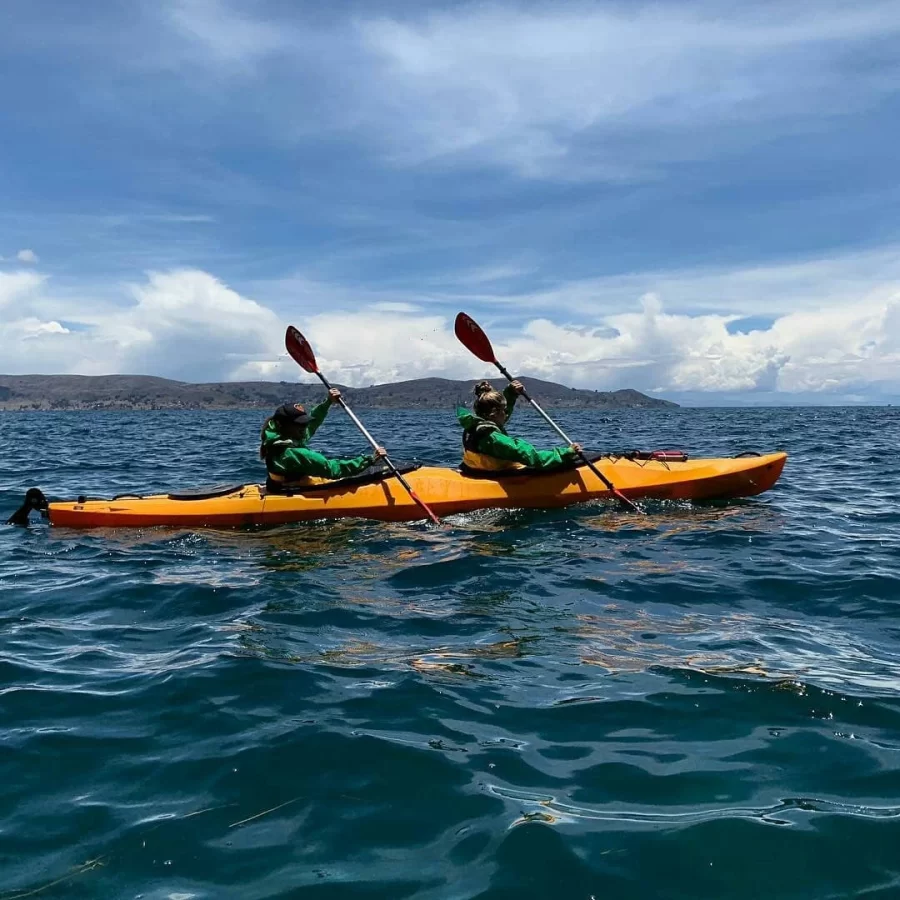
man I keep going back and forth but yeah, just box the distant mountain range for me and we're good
[0,374,677,411]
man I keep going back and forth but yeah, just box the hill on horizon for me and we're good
[0,374,677,411]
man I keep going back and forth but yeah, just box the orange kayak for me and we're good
[40,452,787,528]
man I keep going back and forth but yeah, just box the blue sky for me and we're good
[1,0,899,403]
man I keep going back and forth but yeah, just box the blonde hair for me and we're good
[473,380,505,418]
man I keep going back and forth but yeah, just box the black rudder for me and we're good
[7,488,49,526]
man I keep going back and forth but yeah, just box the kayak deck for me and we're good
[46,452,787,528]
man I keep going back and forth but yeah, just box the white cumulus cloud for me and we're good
[0,271,47,308]
[16,249,39,264]
[2,261,900,402]
[0,269,282,382]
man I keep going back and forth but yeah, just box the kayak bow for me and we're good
[37,452,787,529]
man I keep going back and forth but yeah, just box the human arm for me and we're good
[304,398,333,440]
[278,445,376,478]
[479,430,578,470]
[502,381,523,420]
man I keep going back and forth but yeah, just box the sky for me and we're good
[1,0,899,405]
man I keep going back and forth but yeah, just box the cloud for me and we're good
[4,260,900,401]
[136,0,900,180]
[492,244,900,319]
[17,318,70,339]
[25,0,893,183]
[240,287,900,399]
[370,301,421,313]
[0,268,282,382]
[0,270,69,365]
[354,2,900,178]
[2,197,900,405]
[2,1,897,406]
[236,308,483,385]
[116,269,284,381]
[165,0,288,68]
[0,271,47,308]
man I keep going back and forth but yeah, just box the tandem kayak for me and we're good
[17,451,787,529]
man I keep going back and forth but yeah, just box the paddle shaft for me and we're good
[311,372,441,525]
[491,361,641,513]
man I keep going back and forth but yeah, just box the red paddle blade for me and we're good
[454,312,496,364]
[285,326,319,374]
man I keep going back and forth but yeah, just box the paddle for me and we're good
[284,326,442,526]
[453,312,642,514]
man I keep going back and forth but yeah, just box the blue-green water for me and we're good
[2,406,900,898]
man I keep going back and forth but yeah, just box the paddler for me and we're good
[260,389,386,487]
[457,380,581,473]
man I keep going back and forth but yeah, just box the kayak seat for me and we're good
[267,461,421,495]
[167,483,249,501]
[459,453,605,479]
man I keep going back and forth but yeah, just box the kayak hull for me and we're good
[46,452,787,528]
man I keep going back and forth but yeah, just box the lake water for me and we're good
[2,405,900,898]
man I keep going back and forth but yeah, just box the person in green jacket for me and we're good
[260,388,386,486]
[456,380,581,473]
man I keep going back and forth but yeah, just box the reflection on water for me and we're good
[491,784,900,828]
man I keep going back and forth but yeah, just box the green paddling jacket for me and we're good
[456,385,578,472]
[261,399,376,480]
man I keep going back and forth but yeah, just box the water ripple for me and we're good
[3,407,900,898]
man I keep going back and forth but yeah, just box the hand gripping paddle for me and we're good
[454,313,642,514]
[285,326,442,525]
